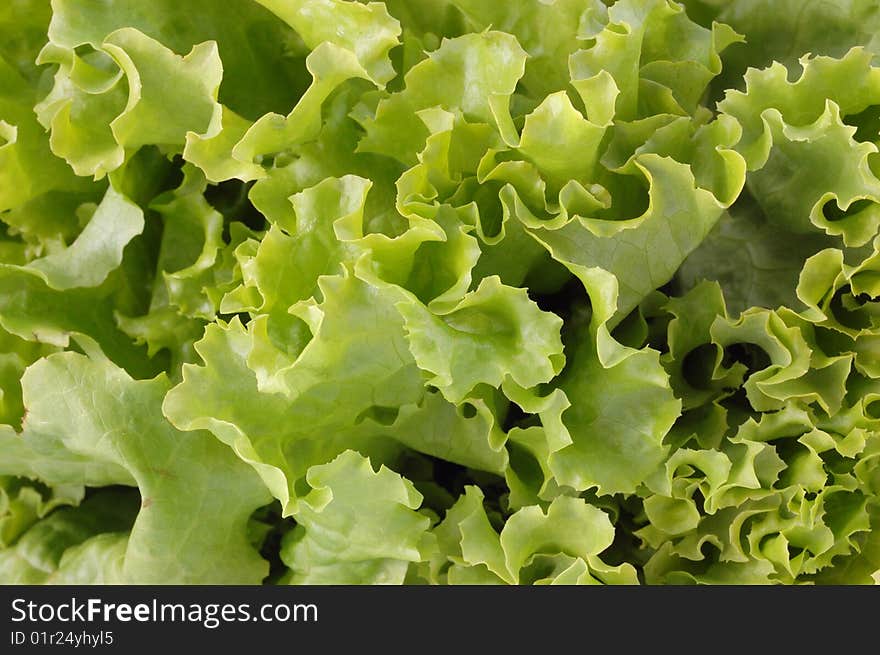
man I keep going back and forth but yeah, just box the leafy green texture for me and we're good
[280,450,430,584]
[681,0,880,97]
[0,353,271,583]
[2,0,880,585]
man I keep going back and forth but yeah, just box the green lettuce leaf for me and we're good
[0,353,272,583]
[0,489,137,584]
[280,450,430,584]
[432,486,637,584]
[47,0,309,119]
[2,0,878,587]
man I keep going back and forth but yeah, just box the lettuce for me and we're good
[1,0,879,585]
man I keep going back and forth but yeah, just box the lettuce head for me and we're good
[1,0,879,585]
